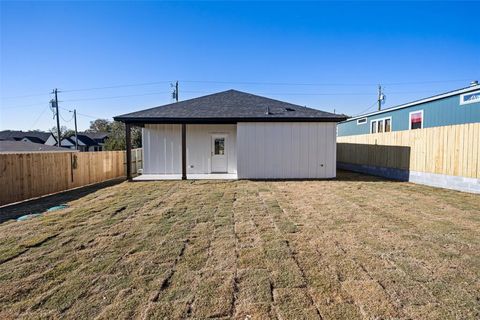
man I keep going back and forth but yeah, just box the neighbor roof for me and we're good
[114,89,346,123]
[343,84,480,122]
[0,141,75,153]
[81,132,109,141]
[63,134,101,147]
[22,136,46,144]
[0,130,52,143]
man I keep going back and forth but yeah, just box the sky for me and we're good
[1,1,479,132]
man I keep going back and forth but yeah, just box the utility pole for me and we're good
[175,81,179,102]
[52,88,61,147]
[73,109,78,150]
[172,81,179,102]
[377,85,382,111]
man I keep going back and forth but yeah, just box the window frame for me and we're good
[385,118,392,133]
[357,117,367,125]
[460,90,480,105]
[409,110,424,130]
[214,137,225,155]
[370,116,392,134]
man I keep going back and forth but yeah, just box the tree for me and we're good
[103,121,142,151]
[87,119,112,133]
[50,126,74,140]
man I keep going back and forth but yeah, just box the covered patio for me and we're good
[132,173,238,181]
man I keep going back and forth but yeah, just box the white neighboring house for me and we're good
[114,90,346,180]
[0,130,55,145]
[44,134,58,146]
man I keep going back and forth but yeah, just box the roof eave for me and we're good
[113,116,347,124]
[342,84,480,123]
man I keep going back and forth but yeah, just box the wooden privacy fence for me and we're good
[0,151,126,206]
[130,148,143,175]
[337,123,480,179]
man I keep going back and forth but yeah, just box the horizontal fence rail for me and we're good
[0,151,129,206]
[337,123,480,179]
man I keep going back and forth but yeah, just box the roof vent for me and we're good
[265,106,270,115]
[285,107,295,112]
[471,80,479,86]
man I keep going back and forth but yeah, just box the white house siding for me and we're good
[44,134,57,146]
[237,122,337,179]
[186,124,237,174]
[142,124,182,174]
[142,124,237,175]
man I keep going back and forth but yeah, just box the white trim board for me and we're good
[460,90,480,105]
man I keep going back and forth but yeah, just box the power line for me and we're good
[59,112,74,122]
[60,80,172,93]
[28,105,50,130]
[1,92,52,100]
[3,77,472,100]
[1,102,50,110]
[181,78,473,87]
[353,101,378,116]
[59,106,100,119]
[62,91,171,102]
[0,88,461,110]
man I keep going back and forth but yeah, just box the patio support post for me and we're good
[126,122,132,181]
[181,123,187,180]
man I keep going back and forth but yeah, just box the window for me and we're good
[409,110,423,130]
[385,118,391,132]
[370,117,392,133]
[378,119,384,133]
[214,138,225,155]
[357,118,367,125]
[460,90,480,105]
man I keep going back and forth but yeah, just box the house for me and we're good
[83,132,109,146]
[0,141,76,153]
[61,132,109,152]
[0,130,55,144]
[336,83,480,193]
[338,83,480,137]
[114,89,346,180]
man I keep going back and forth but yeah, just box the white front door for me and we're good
[211,134,228,173]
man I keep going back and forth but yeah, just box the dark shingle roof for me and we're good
[81,132,109,141]
[0,141,75,153]
[63,134,101,147]
[23,136,46,144]
[0,130,52,143]
[76,135,99,146]
[114,90,346,123]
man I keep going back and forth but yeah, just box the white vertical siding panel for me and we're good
[237,125,244,176]
[293,124,301,177]
[300,124,309,177]
[308,123,316,178]
[237,122,337,179]
[143,123,239,175]
[267,123,274,178]
[142,124,181,174]
[185,124,236,174]
[329,123,337,177]
[319,123,327,177]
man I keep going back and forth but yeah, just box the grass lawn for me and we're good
[0,171,479,319]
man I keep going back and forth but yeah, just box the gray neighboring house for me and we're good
[0,141,76,153]
[0,130,55,144]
